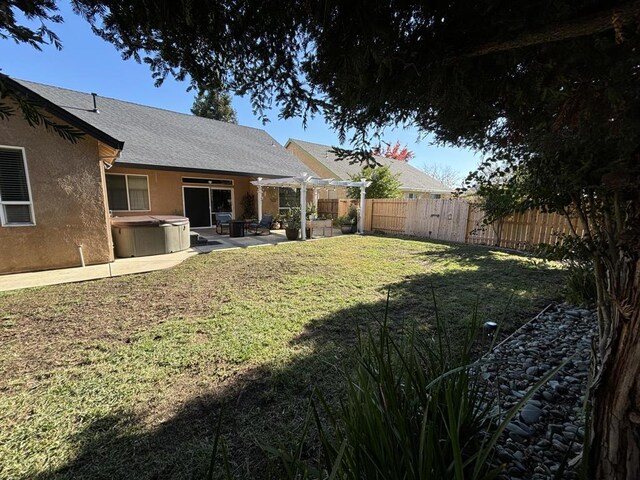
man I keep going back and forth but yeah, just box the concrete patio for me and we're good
[0,228,344,292]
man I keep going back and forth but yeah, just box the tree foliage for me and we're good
[347,165,401,200]
[0,0,62,49]
[0,2,83,141]
[191,88,237,123]
[466,164,523,246]
[373,140,414,161]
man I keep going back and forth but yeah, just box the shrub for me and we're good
[336,205,359,226]
[536,236,597,307]
[241,193,256,219]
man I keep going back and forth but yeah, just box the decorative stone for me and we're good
[521,404,543,424]
[481,303,597,480]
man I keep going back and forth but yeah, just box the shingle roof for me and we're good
[13,79,309,177]
[288,139,451,193]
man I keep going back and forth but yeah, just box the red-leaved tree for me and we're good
[372,140,415,162]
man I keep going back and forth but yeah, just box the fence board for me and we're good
[323,197,582,251]
[365,199,373,231]
[317,199,338,219]
[369,199,407,234]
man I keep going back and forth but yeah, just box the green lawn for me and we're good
[0,236,564,479]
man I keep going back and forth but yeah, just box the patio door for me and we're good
[183,187,211,228]
[210,188,233,225]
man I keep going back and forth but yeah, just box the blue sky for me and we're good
[2,2,481,177]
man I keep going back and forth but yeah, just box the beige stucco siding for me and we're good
[0,115,113,274]
[106,166,266,220]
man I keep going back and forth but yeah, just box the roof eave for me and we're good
[113,162,299,179]
[4,75,125,151]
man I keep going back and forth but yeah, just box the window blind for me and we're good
[0,149,30,202]
[0,147,34,225]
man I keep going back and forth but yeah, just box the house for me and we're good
[0,76,310,274]
[285,139,451,199]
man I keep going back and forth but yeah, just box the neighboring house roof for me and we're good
[11,78,308,177]
[286,139,451,193]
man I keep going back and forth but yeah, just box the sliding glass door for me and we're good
[210,189,233,225]
[183,187,234,228]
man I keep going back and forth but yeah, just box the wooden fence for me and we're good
[318,199,358,220]
[321,198,583,250]
[464,206,583,250]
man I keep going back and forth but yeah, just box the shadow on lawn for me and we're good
[33,243,563,479]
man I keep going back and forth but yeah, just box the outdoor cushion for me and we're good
[216,213,232,234]
[249,214,273,235]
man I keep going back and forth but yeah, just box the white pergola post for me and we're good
[359,178,367,234]
[313,188,319,214]
[300,180,307,240]
[256,177,263,221]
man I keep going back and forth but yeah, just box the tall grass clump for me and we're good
[564,260,597,306]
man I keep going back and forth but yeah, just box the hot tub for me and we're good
[111,215,191,258]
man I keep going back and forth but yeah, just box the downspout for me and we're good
[98,144,122,264]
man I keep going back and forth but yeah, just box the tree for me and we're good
[3,2,640,476]
[0,1,83,141]
[191,88,237,123]
[347,165,401,200]
[466,164,522,246]
[373,140,414,161]
[422,162,464,189]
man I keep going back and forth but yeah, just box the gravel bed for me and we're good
[480,303,597,479]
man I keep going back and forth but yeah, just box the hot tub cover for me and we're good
[111,215,190,227]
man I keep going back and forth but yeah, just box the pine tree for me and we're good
[191,89,237,123]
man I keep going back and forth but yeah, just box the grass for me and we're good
[0,235,564,479]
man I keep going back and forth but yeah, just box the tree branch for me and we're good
[456,0,640,59]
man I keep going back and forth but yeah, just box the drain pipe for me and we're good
[77,244,86,268]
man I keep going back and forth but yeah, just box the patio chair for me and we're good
[215,213,232,235]
[248,214,273,235]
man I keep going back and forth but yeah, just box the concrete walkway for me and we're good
[0,228,342,292]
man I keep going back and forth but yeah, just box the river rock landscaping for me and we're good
[482,303,597,479]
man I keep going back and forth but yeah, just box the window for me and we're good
[430,193,442,200]
[0,146,34,226]
[106,174,150,211]
[278,187,300,215]
[407,193,416,199]
[182,177,233,186]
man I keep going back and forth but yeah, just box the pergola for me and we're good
[251,173,371,240]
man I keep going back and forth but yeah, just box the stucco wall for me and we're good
[106,166,266,221]
[0,115,113,274]
[105,166,320,223]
